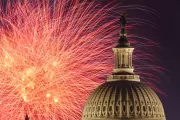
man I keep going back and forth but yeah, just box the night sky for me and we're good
[102,0,179,119]
[128,1,180,119]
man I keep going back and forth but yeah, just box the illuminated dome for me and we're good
[82,80,165,119]
[82,15,166,120]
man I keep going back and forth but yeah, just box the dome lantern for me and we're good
[108,14,139,82]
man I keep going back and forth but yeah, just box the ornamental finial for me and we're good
[115,14,131,48]
[25,114,29,120]
[120,14,126,29]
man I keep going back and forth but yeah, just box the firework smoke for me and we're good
[0,0,164,119]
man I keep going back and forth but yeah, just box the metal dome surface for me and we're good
[82,80,165,120]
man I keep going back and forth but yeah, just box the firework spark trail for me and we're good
[0,0,118,119]
[0,0,165,119]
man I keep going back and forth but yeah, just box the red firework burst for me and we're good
[0,0,118,119]
[0,0,165,119]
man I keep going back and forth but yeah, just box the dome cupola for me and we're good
[82,14,166,120]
